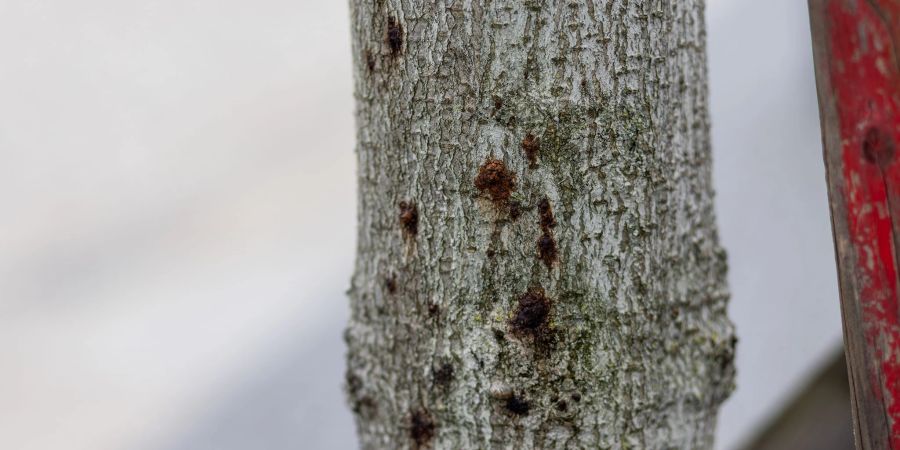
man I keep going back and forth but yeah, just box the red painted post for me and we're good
[809,1,900,448]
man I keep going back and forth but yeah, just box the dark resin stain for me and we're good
[510,288,551,333]
[537,232,558,268]
[504,394,531,416]
[387,17,403,56]
[474,158,516,204]
[537,198,556,230]
[509,199,523,220]
[399,201,418,237]
[409,408,435,448]
[536,198,558,268]
[508,288,556,355]
[385,274,397,294]
[433,362,454,387]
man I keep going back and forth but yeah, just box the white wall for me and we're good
[708,1,843,447]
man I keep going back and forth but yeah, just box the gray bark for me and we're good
[344,1,735,449]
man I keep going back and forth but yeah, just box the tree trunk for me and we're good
[344,1,735,449]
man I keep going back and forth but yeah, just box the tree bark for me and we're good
[345,1,735,449]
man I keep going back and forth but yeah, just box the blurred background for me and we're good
[0,1,846,449]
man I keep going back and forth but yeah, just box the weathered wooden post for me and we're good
[809,1,900,447]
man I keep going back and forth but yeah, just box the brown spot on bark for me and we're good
[504,393,530,416]
[510,288,551,334]
[537,232,558,268]
[570,392,581,402]
[384,275,397,294]
[433,363,454,387]
[427,301,440,317]
[536,198,558,268]
[399,201,418,237]
[509,289,557,354]
[474,158,516,204]
[537,198,556,230]
[409,408,435,448]
[863,126,895,167]
[509,199,523,220]
[492,95,503,114]
[521,133,540,166]
[387,17,403,57]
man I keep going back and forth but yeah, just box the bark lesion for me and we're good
[474,158,517,205]
[508,287,558,359]
[386,16,404,57]
[398,200,419,237]
[536,198,559,269]
[409,408,436,449]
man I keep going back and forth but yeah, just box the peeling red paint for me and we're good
[825,1,900,444]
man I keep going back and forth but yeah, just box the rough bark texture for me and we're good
[345,1,735,449]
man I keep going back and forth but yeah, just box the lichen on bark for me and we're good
[345,1,735,449]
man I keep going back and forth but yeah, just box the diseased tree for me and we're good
[344,1,735,448]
